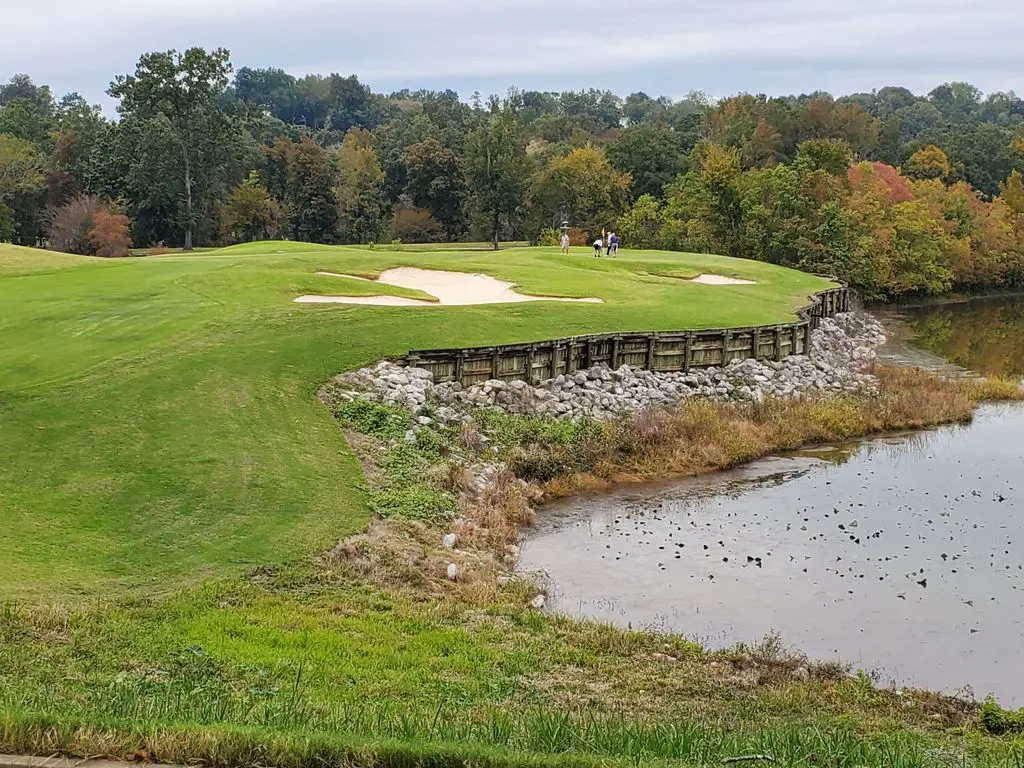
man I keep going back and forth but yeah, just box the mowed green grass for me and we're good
[0,241,830,596]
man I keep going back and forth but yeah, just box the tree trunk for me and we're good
[183,153,194,252]
[492,211,500,251]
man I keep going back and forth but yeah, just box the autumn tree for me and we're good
[388,205,443,243]
[87,210,132,256]
[529,146,632,237]
[1000,170,1024,216]
[402,138,467,239]
[465,111,529,248]
[904,145,951,180]
[108,48,235,250]
[49,194,106,253]
[226,171,282,242]
[335,129,387,244]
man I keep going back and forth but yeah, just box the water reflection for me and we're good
[877,294,1024,376]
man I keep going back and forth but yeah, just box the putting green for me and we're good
[0,241,831,596]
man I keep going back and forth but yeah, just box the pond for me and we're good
[519,296,1024,703]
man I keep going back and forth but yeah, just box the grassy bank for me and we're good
[0,241,828,596]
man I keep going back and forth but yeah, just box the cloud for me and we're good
[2,0,1022,107]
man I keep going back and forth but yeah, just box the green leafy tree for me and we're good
[874,117,902,165]
[606,122,686,199]
[0,134,44,243]
[465,111,529,248]
[696,144,745,256]
[0,134,43,200]
[795,138,853,176]
[0,98,55,147]
[46,94,108,206]
[617,194,668,249]
[109,48,235,250]
[402,138,467,239]
[285,139,338,243]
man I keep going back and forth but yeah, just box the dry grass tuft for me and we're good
[548,364,1021,491]
[456,467,537,550]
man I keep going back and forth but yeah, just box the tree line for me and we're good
[1,48,1023,298]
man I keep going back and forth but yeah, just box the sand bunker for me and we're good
[690,274,757,285]
[296,268,603,306]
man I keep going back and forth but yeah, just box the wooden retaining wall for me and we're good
[403,284,850,388]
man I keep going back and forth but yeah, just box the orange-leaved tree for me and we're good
[87,210,132,257]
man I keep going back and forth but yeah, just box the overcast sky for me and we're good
[2,0,1022,109]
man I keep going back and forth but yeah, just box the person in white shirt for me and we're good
[593,237,603,257]
[560,232,570,254]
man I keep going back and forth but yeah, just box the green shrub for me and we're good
[476,411,608,481]
[369,484,454,521]
[536,227,561,247]
[334,399,411,441]
[980,697,1024,735]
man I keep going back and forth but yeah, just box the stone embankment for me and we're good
[322,312,887,424]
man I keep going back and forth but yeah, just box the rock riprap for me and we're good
[322,312,887,423]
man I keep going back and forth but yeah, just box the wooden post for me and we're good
[804,322,812,355]
[752,328,760,360]
[722,331,732,365]
[791,325,800,358]
[525,345,535,385]
[491,349,500,380]
[683,333,693,373]
[454,352,465,386]
[646,335,657,370]
[774,327,783,362]
[583,338,592,370]
[610,336,620,369]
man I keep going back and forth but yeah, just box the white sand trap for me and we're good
[690,274,757,285]
[296,268,603,306]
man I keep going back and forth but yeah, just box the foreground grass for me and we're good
[0,241,828,595]
[3,370,1023,767]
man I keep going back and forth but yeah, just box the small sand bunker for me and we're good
[690,274,757,285]
[296,268,603,306]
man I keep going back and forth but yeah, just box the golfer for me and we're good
[593,237,603,257]
[560,231,570,254]
[608,232,620,257]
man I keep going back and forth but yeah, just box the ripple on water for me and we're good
[519,404,1024,704]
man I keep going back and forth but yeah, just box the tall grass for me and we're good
[4,703,1018,768]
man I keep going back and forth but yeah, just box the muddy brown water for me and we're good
[519,297,1024,703]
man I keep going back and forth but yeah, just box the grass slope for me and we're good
[0,241,829,596]
[4,242,1022,768]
